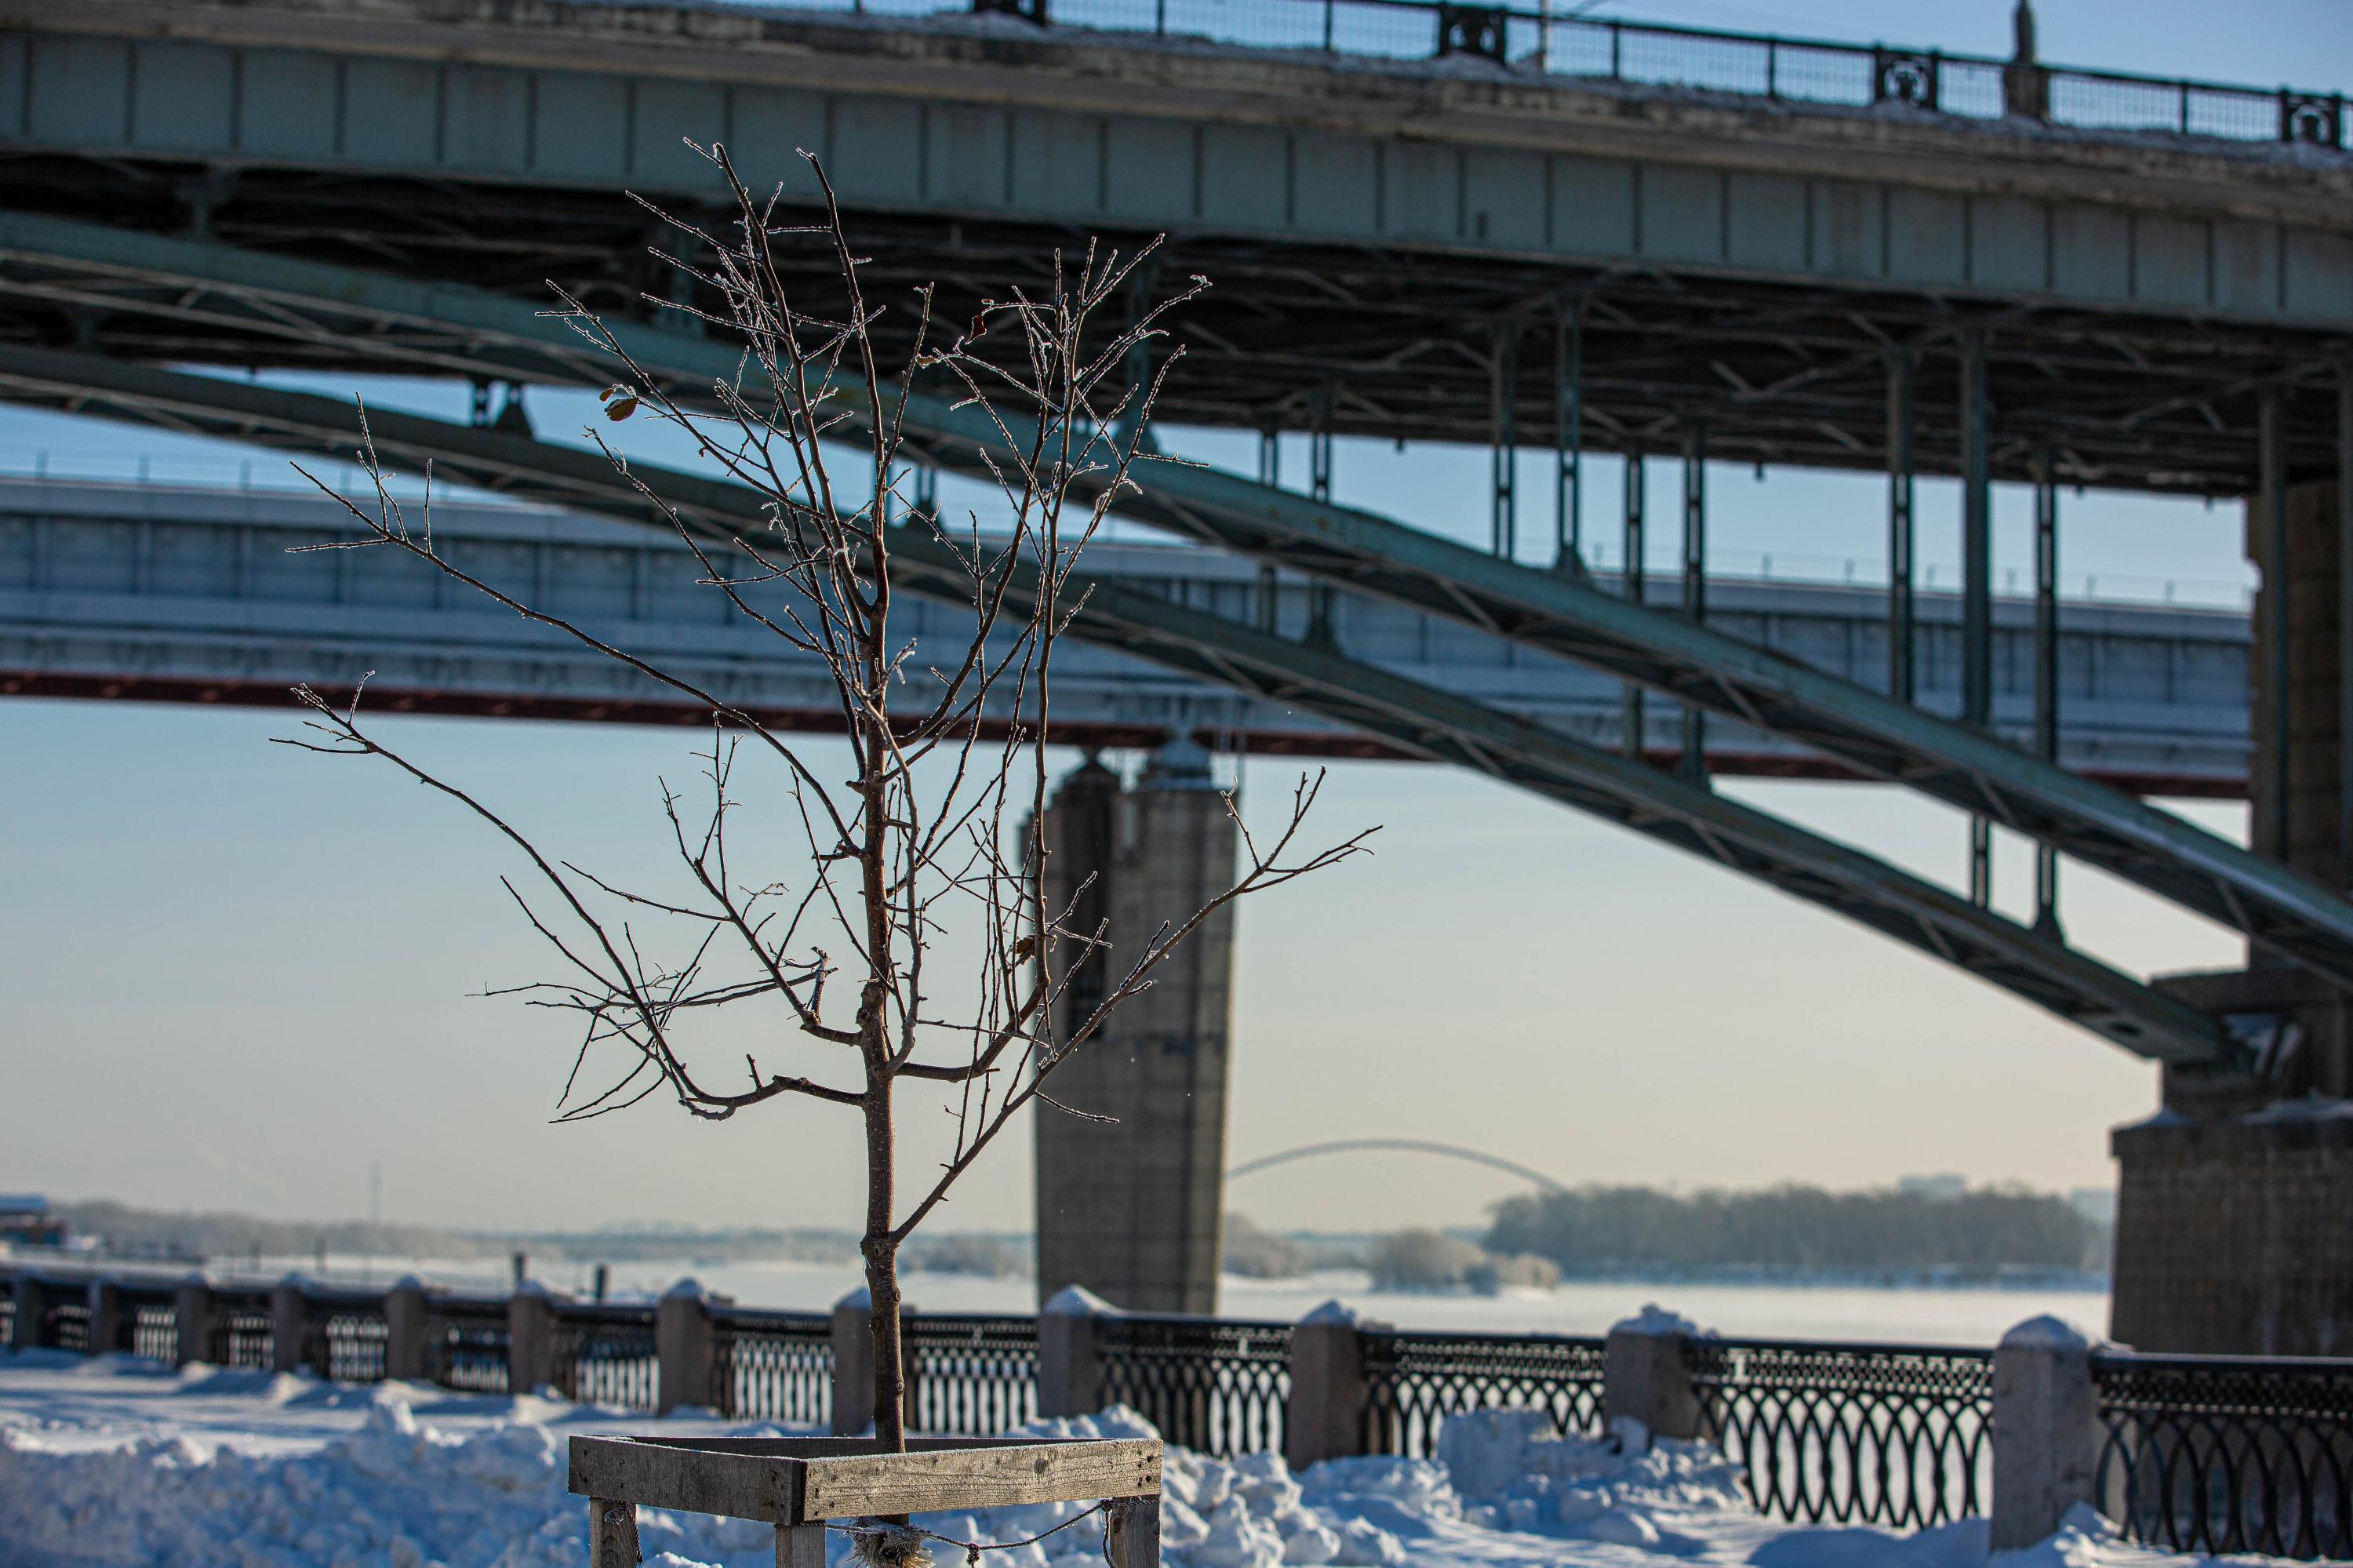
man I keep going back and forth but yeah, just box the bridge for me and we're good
[0,0,2348,1352]
[0,478,2254,791]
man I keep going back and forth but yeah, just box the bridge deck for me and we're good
[0,479,2250,795]
[3,0,2350,490]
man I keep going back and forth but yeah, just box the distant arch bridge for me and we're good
[1227,1140,1570,1196]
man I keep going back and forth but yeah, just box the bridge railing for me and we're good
[16,1264,2353,1553]
[0,463,2257,613]
[830,0,2344,151]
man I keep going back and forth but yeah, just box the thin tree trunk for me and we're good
[864,1075,907,1452]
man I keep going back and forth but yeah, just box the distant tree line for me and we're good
[1484,1184,2101,1275]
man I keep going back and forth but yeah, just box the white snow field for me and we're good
[0,1351,2250,1568]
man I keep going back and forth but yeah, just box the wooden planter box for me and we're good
[569,1435,1163,1568]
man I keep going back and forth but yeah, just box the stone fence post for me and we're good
[174,1272,217,1367]
[384,1276,431,1381]
[510,1279,561,1395]
[658,1279,716,1415]
[86,1275,122,1355]
[1038,1286,1117,1418]
[9,1270,49,1352]
[1602,1308,1703,1449]
[1990,1315,2102,1551]
[1286,1300,1377,1472]
[271,1275,313,1374]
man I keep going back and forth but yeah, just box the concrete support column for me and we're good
[509,1279,559,1395]
[1038,1285,1116,1418]
[657,1278,715,1415]
[174,1272,216,1367]
[86,1276,122,1356]
[1602,1312,1702,1447]
[10,1271,49,1352]
[271,1275,312,1375]
[1989,1315,2100,1551]
[1285,1301,1373,1473]
[384,1276,431,1381]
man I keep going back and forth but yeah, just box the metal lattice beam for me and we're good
[0,343,2236,1065]
[0,213,2340,989]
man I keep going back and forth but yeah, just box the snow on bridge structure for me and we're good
[0,0,2348,1352]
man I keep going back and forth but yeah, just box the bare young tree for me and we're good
[278,147,1372,1451]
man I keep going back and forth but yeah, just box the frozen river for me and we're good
[255,1255,2108,1347]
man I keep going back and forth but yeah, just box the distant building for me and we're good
[0,1195,66,1247]
[1897,1174,1969,1202]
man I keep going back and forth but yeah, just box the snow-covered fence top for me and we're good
[18,1267,2353,1557]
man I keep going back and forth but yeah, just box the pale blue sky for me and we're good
[2,0,2345,1235]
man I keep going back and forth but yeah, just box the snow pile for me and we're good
[0,1359,2243,1568]
[1430,1406,1748,1551]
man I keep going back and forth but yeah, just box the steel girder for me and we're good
[0,212,2340,988]
[0,343,2235,1065]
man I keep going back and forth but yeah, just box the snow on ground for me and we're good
[0,1351,2262,1568]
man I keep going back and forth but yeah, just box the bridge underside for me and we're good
[1,150,2339,494]
[0,354,2237,1064]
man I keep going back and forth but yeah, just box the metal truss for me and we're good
[0,342,2235,1066]
[0,213,2343,988]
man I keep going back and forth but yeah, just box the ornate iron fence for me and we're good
[1098,1315,1292,1459]
[208,1290,275,1370]
[38,1296,90,1354]
[1360,1329,1607,1457]
[2092,1351,2353,1559]
[907,1314,1038,1435]
[1685,1337,1991,1528]
[713,1307,833,1425]
[301,1293,391,1383]
[849,0,2345,151]
[426,1297,512,1395]
[115,1285,181,1361]
[551,1303,660,1410]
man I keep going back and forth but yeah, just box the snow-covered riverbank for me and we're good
[0,1351,2240,1568]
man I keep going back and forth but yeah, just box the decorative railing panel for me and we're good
[713,1308,832,1426]
[425,1297,511,1395]
[551,1304,660,1411]
[116,1287,181,1362]
[1686,1337,1991,1528]
[208,1293,275,1370]
[39,1297,90,1354]
[2093,1352,2353,1559]
[907,1315,1038,1435]
[1099,1315,1292,1459]
[1361,1329,1606,1457]
[303,1296,391,1383]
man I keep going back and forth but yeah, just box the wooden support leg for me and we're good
[776,1523,827,1568]
[1104,1497,1162,1568]
[591,1497,640,1568]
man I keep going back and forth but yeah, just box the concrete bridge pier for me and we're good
[1031,739,1238,1315]
[2113,473,2353,1354]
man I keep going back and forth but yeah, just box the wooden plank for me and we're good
[777,1523,827,1568]
[1106,1497,1161,1568]
[569,1436,799,1523]
[591,1497,640,1568]
[799,1439,1161,1520]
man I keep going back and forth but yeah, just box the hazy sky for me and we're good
[2,0,2344,1238]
